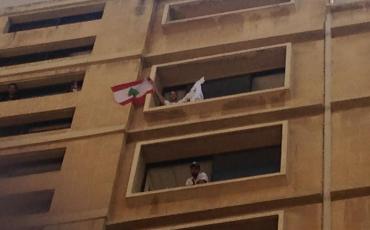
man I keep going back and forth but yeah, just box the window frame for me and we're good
[126,121,288,198]
[0,37,95,68]
[0,189,54,216]
[0,71,85,102]
[151,210,284,230]
[0,107,75,139]
[5,3,105,33]
[161,0,295,26]
[144,43,292,118]
[330,0,370,11]
[0,147,65,178]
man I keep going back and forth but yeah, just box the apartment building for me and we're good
[0,0,369,229]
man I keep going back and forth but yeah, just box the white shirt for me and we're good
[185,172,209,186]
[164,77,205,105]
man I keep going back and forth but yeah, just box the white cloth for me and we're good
[185,172,209,186]
[179,77,205,103]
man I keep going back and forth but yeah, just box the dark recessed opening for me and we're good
[8,5,104,33]
[0,190,54,217]
[143,145,281,192]
[168,0,290,22]
[0,108,75,138]
[185,214,279,230]
[0,73,85,102]
[0,44,94,67]
[162,68,285,103]
[0,148,65,178]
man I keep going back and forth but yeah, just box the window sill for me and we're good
[161,0,296,27]
[126,171,287,201]
[0,128,72,143]
[150,210,284,230]
[330,0,370,11]
[143,86,290,121]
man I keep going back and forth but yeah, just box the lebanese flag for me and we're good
[111,78,154,106]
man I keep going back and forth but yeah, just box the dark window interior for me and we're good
[0,190,54,216]
[0,108,75,138]
[212,146,281,181]
[162,68,285,101]
[143,145,281,192]
[8,11,103,33]
[0,80,83,102]
[0,118,73,138]
[0,45,93,67]
[0,148,65,178]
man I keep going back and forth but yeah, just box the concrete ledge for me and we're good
[149,210,284,230]
[161,0,295,27]
[331,0,370,12]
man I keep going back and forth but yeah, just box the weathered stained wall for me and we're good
[0,0,369,229]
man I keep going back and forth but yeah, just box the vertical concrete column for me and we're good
[323,2,332,230]
[0,16,9,33]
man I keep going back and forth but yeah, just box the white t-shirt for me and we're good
[185,172,209,186]
[164,77,205,105]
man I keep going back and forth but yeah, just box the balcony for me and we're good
[144,43,291,120]
[127,121,288,199]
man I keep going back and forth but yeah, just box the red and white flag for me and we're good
[111,78,153,106]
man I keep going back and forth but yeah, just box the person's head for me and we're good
[190,161,201,178]
[7,83,18,97]
[70,81,78,92]
[168,90,178,102]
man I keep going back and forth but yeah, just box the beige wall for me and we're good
[0,0,369,229]
[332,196,370,230]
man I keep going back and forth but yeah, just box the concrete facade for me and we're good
[0,0,369,229]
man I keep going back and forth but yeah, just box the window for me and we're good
[162,0,294,25]
[0,37,95,67]
[7,3,105,33]
[145,44,291,114]
[128,121,287,194]
[0,148,65,178]
[331,0,369,10]
[162,69,285,101]
[154,211,283,230]
[0,108,75,138]
[0,190,54,216]
[0,72,84,102]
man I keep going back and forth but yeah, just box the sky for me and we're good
[0,0,48,8]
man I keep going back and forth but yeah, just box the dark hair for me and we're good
[190,161,200,168]
[8,83,18,89]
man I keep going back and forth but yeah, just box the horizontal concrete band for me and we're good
[107,194,322,230]
[0,208,108,229]
[0,124,125,151]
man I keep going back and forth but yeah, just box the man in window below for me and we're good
[70,81,79,92]
[185,161,209,186]
[155,77,205,105]
[6,83,19,100]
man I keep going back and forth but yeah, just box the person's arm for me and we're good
[149,79,167,105]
